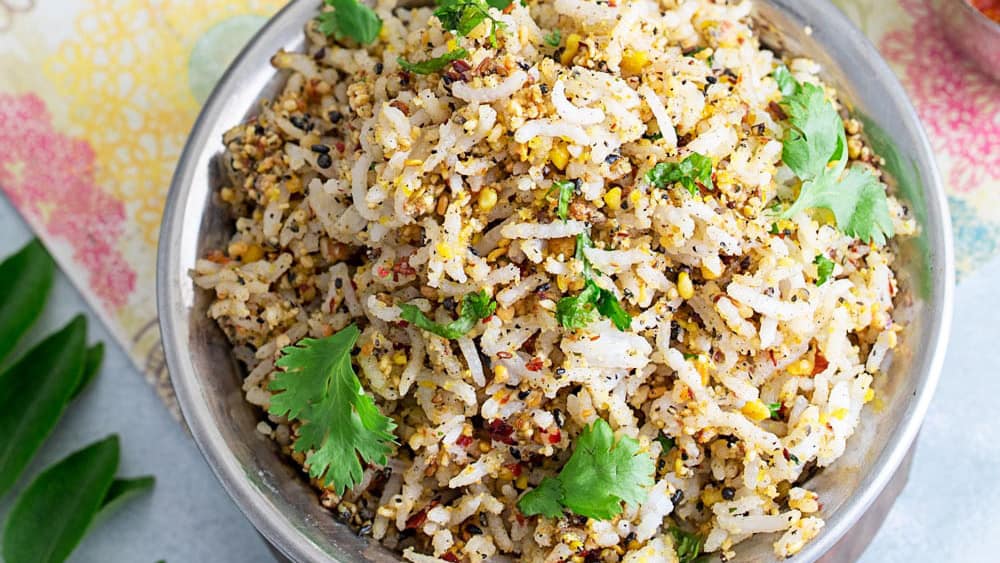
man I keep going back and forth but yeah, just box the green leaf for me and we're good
[555,281,601,330]
[485,0,513,8]
[553,180,575,222]
[516,419,655,521]
[556,235,632,331]
[558,419,655,520]
[434,0,507,45]
[517,476,564,518]
[773,65,798,97]
[813,254,835,286]
[400,290,496,339]
[99,476,155,516]
[646,153,714,196]
[543,29,561,47]
[669,526,706,563]
[316,0,382,45]
[398,48,468,75]
[268,325,397,495]
[0,315,87,497]
[768,402,782,419]
[0,239,55,364]
[655,433,675,453]
[70,342,104,401]
[779,81,843,181]
[781,166,894,246]
[2,436,120,563]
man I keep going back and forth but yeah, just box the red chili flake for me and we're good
[526,357,543,372]
[488,419,516,445]
[589,335,600,341]
[782,448,791,461]
[395,320,410,328]
[812,351,829,375]
[506,463,523,477]
[440,554,459,563]
[548,430,562,444]
[376,267,390,278]
[497,351,513,359]
[393,258,416,277]
[335,141,345,153]
[456,434,473,448]
[405,508,428,530]
[515,513,527,525]
[452,59,473,74]
[768,349,777,366]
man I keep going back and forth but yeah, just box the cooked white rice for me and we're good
[193,0,915,560]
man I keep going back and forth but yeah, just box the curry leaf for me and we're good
[70,343,104,401]
[0,315,87,496]
[0,239,55,364]
[398,48,468,75]
[2,436,120,563]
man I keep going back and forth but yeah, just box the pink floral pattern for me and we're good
[880,0,1000,193]
[0,93,135,309]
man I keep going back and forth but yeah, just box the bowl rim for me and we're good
[157,1,955,561]
[960,0,1000,31]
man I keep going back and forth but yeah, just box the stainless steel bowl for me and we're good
[931,0,1000,81]
[158,1,955,561]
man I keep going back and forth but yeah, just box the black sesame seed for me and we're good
[328,110,343,123]
[313,47,326,60]
[466,524,483,535]
[289,115,310,131]
[604,153,620,164]
[722,487,736,500]
[670,489,684,505]
[374,62,384,74]
[706,75,718,84]
[334,278,343,289]
[317,153,333,168]
[311,143,331,154]
[539,84,549,94]
[254,124,265,136]
[517,390,530,400]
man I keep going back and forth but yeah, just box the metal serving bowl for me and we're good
[158,1,954,561]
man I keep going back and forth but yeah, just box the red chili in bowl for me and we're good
[971,0,1000,22]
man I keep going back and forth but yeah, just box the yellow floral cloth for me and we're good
[0,0,996,413]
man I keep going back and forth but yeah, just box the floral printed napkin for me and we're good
[0,0,996,414]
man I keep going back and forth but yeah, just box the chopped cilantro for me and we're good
[555,234,632,331]
[646,153,714,196]
[397,48,468,75]
[777,69,893,245]
[773,64,798,97]
[543,29,562,47]
[400,290,496,339]
[656,433,676,453]
[682,352,700,360]
[669,527,706,563]
[434,0,507,46]
[316,0,382,45]
[768,223,780,235]
[768,402,782,419]
[553,179,575,222]
[268,325,397,495]
[517,419,655,521]
[813,254,835,286]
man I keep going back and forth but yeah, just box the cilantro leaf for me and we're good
[767,402,782,419]
[646,153,714,196]
[773,65,798,97]
[814,254,835,286]
[316,0,382,45]
[516,476,564,518]
[556,234,632,331]
[669,527,706,563]
[517,419,654,521]
[543,29,562,47]
[779,80,844,181]
[434,0,507,45]
[400,290,496,339]
[268,325,397,495]
[655,433,676,453]
[780,166,894,245]
[553,180,575,222]
[558,419,654,520]
[398,48,468,75]
[776,69,893,245]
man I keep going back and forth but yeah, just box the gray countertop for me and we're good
[0,193,996,562]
